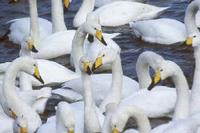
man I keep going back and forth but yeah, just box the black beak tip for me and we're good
[101,37,107,46]
[147,82,154,91]
[31,47,38,53]
[86,67,92,75]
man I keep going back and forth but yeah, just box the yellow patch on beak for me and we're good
[153,70,161,85]
[27,41,38,53]
[186,37,193,46]
[93,56,103,70]
[68,130,75,133]
[20,127,28,133]
[96,29,103,41]
[112,127,120,133]
[11,110,17,119]
[83,61,90,73]
[64,0,70,9]
[33,66,44,84]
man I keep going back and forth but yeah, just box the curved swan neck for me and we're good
[82,72,101,133]
[123,106,151,133]
[136,52,164,89]
[136,56,151,89]
[3,59,41,132]
[185,1,200,35]
[71,26,87,74]
[51,0,67,32]
[29,0,40,45]
[73,0,95,27]
[171,69,190,120]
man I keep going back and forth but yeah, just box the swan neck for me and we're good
[71,27,87,73]
[73,0,95,27]
[126,107,151,133]
[111,55,123,98]
[82,72,101,133]
[190,47,200,114]
[172,70,189,120]
[136,57,151,89]
[51,0,67,32]
[185,1,199,35]
[29,0,40,44]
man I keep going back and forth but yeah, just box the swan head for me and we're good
[23,37,38,53]
[82,14,107,46]
[92,48,119,72]
[13,115,28,133]
[186,34,200,47]
[64,0,72,9]
[148,60,181,90]
[79,56,93,75]
[110,106,129,133]
[56,102,75,133]
[15,57,44,84]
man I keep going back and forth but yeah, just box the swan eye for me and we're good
[160,69,163,72]
[193,35,197,38]
[102,54,105,57]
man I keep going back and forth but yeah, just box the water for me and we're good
[0,0,194,128]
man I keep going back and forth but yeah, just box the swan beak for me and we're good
[186,37,193,46]
[20,127,28,133]
[9,0,18,4]
[147,70,161,90]
[112,127,120,133]
[33,66,44,84]
[11,110,17,119]
[64,0,70,9]
[96,29,107,46]
[68,130,75,133]
[83,61,92,75]
[92,56,103,71]
[28,42,38,53]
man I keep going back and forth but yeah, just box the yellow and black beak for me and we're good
[20,127,28,133]
[9,0,18,4]
[96,29,107,46]
[83,61,92,75]
[68,129,75,133]
[10,109,17,119]
[185,37,193,46]
[64,0,71,9]
[112,127,120,133]
[28,42,38,53]
[92,56,103,72]
[147,70,161,91]
[33,66,44,84]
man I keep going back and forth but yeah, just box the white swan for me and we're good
[2,57,47,132]
[73,0,169,27]
[185,0,200,115]
[110,104,151,133]
[64,48,138,109]
[129,18,187,45]
[109,60,200,133]
[36,102,76,133]
[91,49,178,117]
[7,0,53,45]
[95,0,147,7]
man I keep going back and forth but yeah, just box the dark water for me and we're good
[0,0,194,127]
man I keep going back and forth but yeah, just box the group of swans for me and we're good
[1,0,200,133]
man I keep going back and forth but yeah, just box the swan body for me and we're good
[95,0,147,7]
[63,74,138,106]
[74,1,169,27]
[129,18,187,45]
